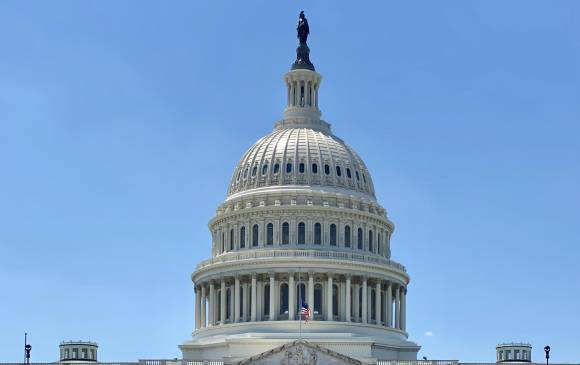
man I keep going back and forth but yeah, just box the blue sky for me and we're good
[1,1,579,363]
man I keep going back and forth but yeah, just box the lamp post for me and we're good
[544,345,551,365]
[24,333,31,365]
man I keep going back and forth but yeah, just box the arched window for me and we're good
[261,164,268,175]
[312,163,318,174]
[251,166,257,177]
[336,166,342,177]
[344,225,351,247]
[240,226,246,248]
[243,168,248,179]
[357,228,363,249]
[324,164,330,175]
[346,168,352,178]
[264,284,270,316]
[377,233,381,254]
[355,171,360,181]
[296,283,306,314]
[217,289,222,322]
[286,162,292,173]
[282,222,289,244]
[329,224,337,246]
[358,287,363,319]
[370,289,376,320]
[239,287,244,319]
[252,224,259,247]
[280,283,289,315]
[237,170,241,181]
[226,288,232,319]
[314,223,321,245]
[333,284,339,317]
[368,230,373,252]
[266,223,274,245]
[230,229,234,250]
[362,173,367,184]
[273,163,280,174]
[314,284,323,315]
[299,163,305,173]
[298,222,306,244]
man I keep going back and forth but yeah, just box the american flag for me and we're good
[300,300,311,323]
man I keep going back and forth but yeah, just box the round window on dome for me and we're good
[324,164,330,175]
[273,163,280,174]
[336,166,342,177]
[312,163,318,174]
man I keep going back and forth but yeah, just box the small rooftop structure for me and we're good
[496,343,532,363]
[59,341,98,362]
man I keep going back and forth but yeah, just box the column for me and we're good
[288,273,295,320]
[234,276,240,322]
[308,272,314,321]
[326,274,333,321]
[220,279,226,324]
[353,283,359,322]
[375,280,381,325]
[229,283,235,323]
[209,282,215,326]
[386,282,393,328]
[269,273,276,321]
[361,277,368,323]
[201,285,207,328]
[345,275,351,322]
[382,283,387,326]
[242,282,249,321]
[195,286,201,330]
[401,287,406,331]
[256,281,262,321]
[395,284,401,329]
[251,274,257,322]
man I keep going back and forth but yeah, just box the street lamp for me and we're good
[544,345,551,365]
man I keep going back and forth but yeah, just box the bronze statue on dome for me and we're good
[297,11,309,45]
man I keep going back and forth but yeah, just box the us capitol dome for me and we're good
[180,12,419,364]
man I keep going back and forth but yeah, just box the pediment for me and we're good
[238,340,363,365]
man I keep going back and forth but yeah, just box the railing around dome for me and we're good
[196,249,406,272]
[377,361,458,365]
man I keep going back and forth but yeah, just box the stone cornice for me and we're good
[191,249,409,285]
[209,204,394,231]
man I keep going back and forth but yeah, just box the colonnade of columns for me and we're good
[287,80,318,109]
[193,272,407,332]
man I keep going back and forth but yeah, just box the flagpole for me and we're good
[298,269,302,340]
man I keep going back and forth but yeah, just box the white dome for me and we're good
[227,120,376,200]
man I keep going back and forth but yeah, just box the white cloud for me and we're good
[424,331,434,337]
